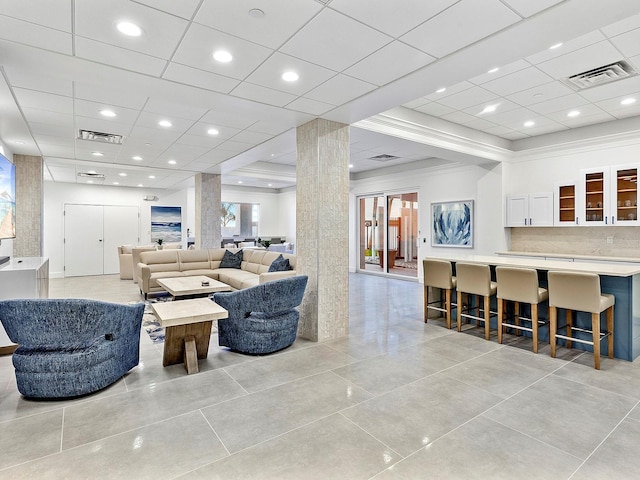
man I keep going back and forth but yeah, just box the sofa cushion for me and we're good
[268,254,292,272]
[179,250,210,271]
[121,245,133,254]
[220,249,243,269]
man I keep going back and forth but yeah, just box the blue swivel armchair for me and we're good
[0,299,145,398]
[213,275,308,354]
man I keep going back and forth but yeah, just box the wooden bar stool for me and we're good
[455,263,497,340]
[495,266,549,353]
[423,258,457,329]
[547,271,614,369]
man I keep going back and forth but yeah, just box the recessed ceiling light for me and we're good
[132,155,143,161]
[168,160,177,165]
[100,109,116,117]
[349,164,354,168]
[248,8,265,18]
[212,50,233,63]
[145,142,152,146]
[567,110,581,117]
[137,184,143,187]
[524,121,535,127]
[92,152,104,157]
[148,175,155,179]
[14,141,25,145]
[621,97,636,106]
[88,170,96,174]
[116,21,142,37]
[113,182,119,185]
[158,120,172,127]
[270,153,275,157]
[268,183,273,187]
[238,180,243,184]
[487,67,499,74]
[549,42,563,50]
[87,180,93,184]
[282,71,299,82]
[436,87,446,93]
[207,128,219,135]
[481,104,498,114]
[119,173,127,177]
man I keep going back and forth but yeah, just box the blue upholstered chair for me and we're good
[0,299,145,398]
[213,275,308,354]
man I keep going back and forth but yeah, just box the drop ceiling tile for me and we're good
[33,133,76,148]
[345,41,435,86]
[230,130,273,145]
[280,9,392,72]
[609,103,640,119]
[600,13,640,37]
[4,67,72,97]
[436,86,499,110]
[0,14,71,54]
[74,83,149,110]
[514,123,568,136]
[479,107,541,127]
[526,31,606,65]
[609,27,640,58]
[286,97,334,116]
[74,100,140,124]
[441,111,477,124]
[595,96,640,116]
[29,121,74,138]
[501,131,529,140]
[0,0,72,31]
[528,93,590,115]
[75,37,168,77]
[505,81,574,107]
[75,0,189,59]
[184,123,242,140]
[500,0,563,17]
[174,134,223,149]
[127,125,183,148]
[195,0,321,50]
[132,0,201,19]
[21,108,74,128]
[159,144,211,162]
[230,82,297,107]
[483,125,519,136]
[305,74,376,106]
[13,88,73,114]
[468,59,531,85]
[481,67,554,96]
[536,40,624,79]
[330,0,457,38]
[555,111,616,127]
[199,111,258,130]
[462,99,521,117]
[424,81,475,101]
[414,102,456,117]
[243,52,336,96]
[578,75,640,103]
[172,23,274,80]
[143,98,208,121]
[402,98,429,109]
[215,140,254,155]
[400,0,521,58]
[134,111,195,133]
[546,104,610,123]
[248,120,292,136]
[463,118,499,130]
[162,63,240,94]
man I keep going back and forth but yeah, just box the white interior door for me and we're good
[103,206,139,274]
[64,204,104,277]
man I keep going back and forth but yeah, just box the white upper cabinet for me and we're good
[554,181,579,226]
[579,164,639,226]
[506,192,553,227]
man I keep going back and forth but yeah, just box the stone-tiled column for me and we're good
[296,119,349,342]
[13,154,43,257]
[195,173,221,249]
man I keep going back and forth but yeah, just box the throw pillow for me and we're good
[220,249,243,269]
[268,254,292,272]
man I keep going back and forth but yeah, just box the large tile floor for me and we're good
[1,273,640,479]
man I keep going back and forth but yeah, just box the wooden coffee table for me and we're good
[151,297,228,374]
[157,275,232,299]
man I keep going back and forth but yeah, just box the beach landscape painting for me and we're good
[432,200,473,248]
[151,206,182,243]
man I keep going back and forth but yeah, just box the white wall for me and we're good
[349,163,508,276]
[44,182,185,277]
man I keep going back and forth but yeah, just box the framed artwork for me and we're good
[151,206,182,243]
[431,200,473,248]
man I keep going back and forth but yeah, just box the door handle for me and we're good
[99,239,103,242]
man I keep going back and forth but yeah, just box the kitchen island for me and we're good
[427,254,640,361]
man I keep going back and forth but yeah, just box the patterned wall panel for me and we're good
[13,155,42,257]
[296,119,350,342]
[195,173,222,249]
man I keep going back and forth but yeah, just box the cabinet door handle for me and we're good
[524,218,527,226]
[605,216,608,224]
[576,217,578,224]
[612,216,615,224]
[529,218,532,226]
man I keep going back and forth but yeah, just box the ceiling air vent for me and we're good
[77,172,106,179]
[564,60,637,91]
[369,154,399,162]
[78,129,125,144]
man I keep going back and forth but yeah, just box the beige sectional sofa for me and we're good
[137,248,297,298]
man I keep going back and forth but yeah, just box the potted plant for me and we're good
[156,238,164,250]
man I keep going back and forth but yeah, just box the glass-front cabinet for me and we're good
[578,164,639,226]
[555,181,578,225]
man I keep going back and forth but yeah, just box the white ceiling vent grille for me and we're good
[77,172,106,179]
[78,129,125,144]
[564,61,637,90]
[369,154,399,162]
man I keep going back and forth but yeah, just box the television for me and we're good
[0,152,16,241]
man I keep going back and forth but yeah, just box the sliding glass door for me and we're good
[358,192,418,278]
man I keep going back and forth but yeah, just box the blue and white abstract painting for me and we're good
[432,200,473,247]
[151,206,182,243]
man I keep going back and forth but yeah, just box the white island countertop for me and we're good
[495,251,640,264]
[428,254,640,277]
